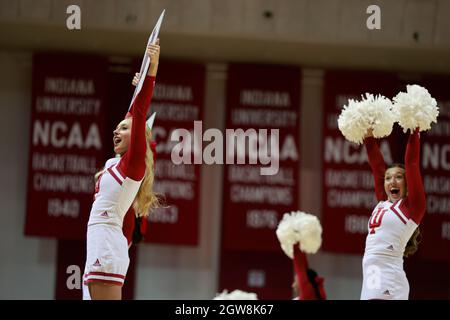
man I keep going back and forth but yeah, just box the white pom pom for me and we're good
[213,289,258,300]
[338,94,395,144]
[276,211,322,258]
[392,84,439,133]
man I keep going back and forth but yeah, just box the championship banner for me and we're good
[221,64,301,252]
[218,250,293,300]
[25,53,108,239]
[144,60,205,245]
[321,70,403,254]
[411,75,450,262]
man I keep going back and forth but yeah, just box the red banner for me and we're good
[405,254,450,299]
[25,53,108,239]
[144,61,205,245]
[218,250,293,299]
[412,75,450,261]
[221,64,301,252]
[321,70,403,254]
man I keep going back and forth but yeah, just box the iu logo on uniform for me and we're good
[369,208,387,234]
[93,259,101,267]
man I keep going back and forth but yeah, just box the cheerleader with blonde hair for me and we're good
[83,41,160,300]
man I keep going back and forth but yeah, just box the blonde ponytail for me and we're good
[132,128,161,217]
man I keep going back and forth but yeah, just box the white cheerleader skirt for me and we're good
[361,254,409,300]
[82,223,130,299]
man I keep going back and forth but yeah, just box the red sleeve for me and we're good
[364,137,387,202]
[405,129,426,224]
[293,246,316,300]
[140,216,148,235]
[119,76,155,180]
[122,207,135,247]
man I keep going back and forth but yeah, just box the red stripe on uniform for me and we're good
[84,279,123,286]
[115,164,126,180]
[86,271,126,279]
[107,167,123,185]
[390,205,407,224]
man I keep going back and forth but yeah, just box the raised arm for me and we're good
[364,135,387,202]
[120,43,160,180]
[405,129,426,224]
[128,41,160,118]
[293,245,318,300]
